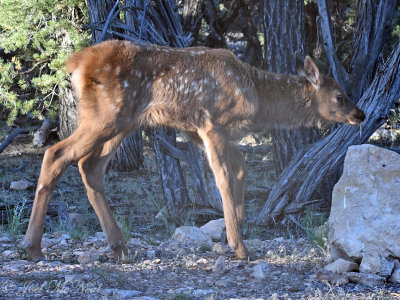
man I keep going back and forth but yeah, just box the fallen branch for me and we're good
[0,127,30,154]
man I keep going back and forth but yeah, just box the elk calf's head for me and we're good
[296,54,365,126]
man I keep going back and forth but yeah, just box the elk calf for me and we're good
[25,40,365,261]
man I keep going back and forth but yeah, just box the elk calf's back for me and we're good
[24,40,365,261]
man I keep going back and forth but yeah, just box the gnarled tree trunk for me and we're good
[262,0,322,180]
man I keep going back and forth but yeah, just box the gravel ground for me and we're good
[1,232,400,300]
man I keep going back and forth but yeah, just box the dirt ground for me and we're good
[1,131,400,299]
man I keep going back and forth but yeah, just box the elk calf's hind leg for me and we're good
[198,125,249,259]
[24,126,118,261]
[78,134,128,259]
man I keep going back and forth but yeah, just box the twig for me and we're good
[98,0,121,43]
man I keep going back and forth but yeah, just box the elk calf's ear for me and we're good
[295,52,305,76]
[304,56,322,88]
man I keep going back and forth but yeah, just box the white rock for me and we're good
[329,145,400,276]
[324,258,359,274]
[172,226,212,246]
[212,256,225,273]
[10,179,34,190]
[200,218,225,241]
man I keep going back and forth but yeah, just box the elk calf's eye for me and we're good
[337,94,343,103]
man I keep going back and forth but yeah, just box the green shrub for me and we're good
[0,0,90,124]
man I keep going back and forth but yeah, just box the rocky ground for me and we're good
[2,130,400,299]
[1,230,400,300]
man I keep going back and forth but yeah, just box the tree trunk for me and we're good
[262,1,321,177]
[150,128,189,219]
[86,0,115,42]
[257,40,400,224]
[257,0,398,224]
[58,85,78,140]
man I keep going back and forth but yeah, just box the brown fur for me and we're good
[25,40,365,261]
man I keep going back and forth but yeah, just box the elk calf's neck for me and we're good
[24,40,365,262]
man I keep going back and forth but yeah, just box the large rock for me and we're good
[329,144,400,276]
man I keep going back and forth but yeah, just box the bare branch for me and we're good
[316,0,350,93]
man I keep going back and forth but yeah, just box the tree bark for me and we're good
[85,0,116,42]
[317,0,397,101]
[150,128,189,218]
[58,86,77,140]
[257,39,400,225]
[262,0,321,176]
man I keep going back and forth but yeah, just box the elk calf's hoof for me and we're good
[110,241,128,260]
[25,241,45,262]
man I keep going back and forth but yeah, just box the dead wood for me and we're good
[0,127,30,154]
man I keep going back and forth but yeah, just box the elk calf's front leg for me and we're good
[199,126,249,259]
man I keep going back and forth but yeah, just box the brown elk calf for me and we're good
[25,40,365,261]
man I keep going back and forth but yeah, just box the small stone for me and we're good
[95,232,105,239]
[200,218,226,241]
[146,249,161,260]
[10,179,34,190]
[2,260,28,272]
[155,206,168,220]
[212,256,225,273]
[172,226,212,246]
[389,260,400,283]
[212,243,227,254]
[192,289,215,297]
[252,261,268,280]
[65,274,83,282]
[102,289,142,298]
[315,273,349,286]
[52,231,65,239]
[359,253,395,277]
[78,250,99,264]
[0,236,12,243]
[2,250,18,259]
[345,272,386,287]
[324,258,359,274]
[59,239,68,246]
[215,279,228,287]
